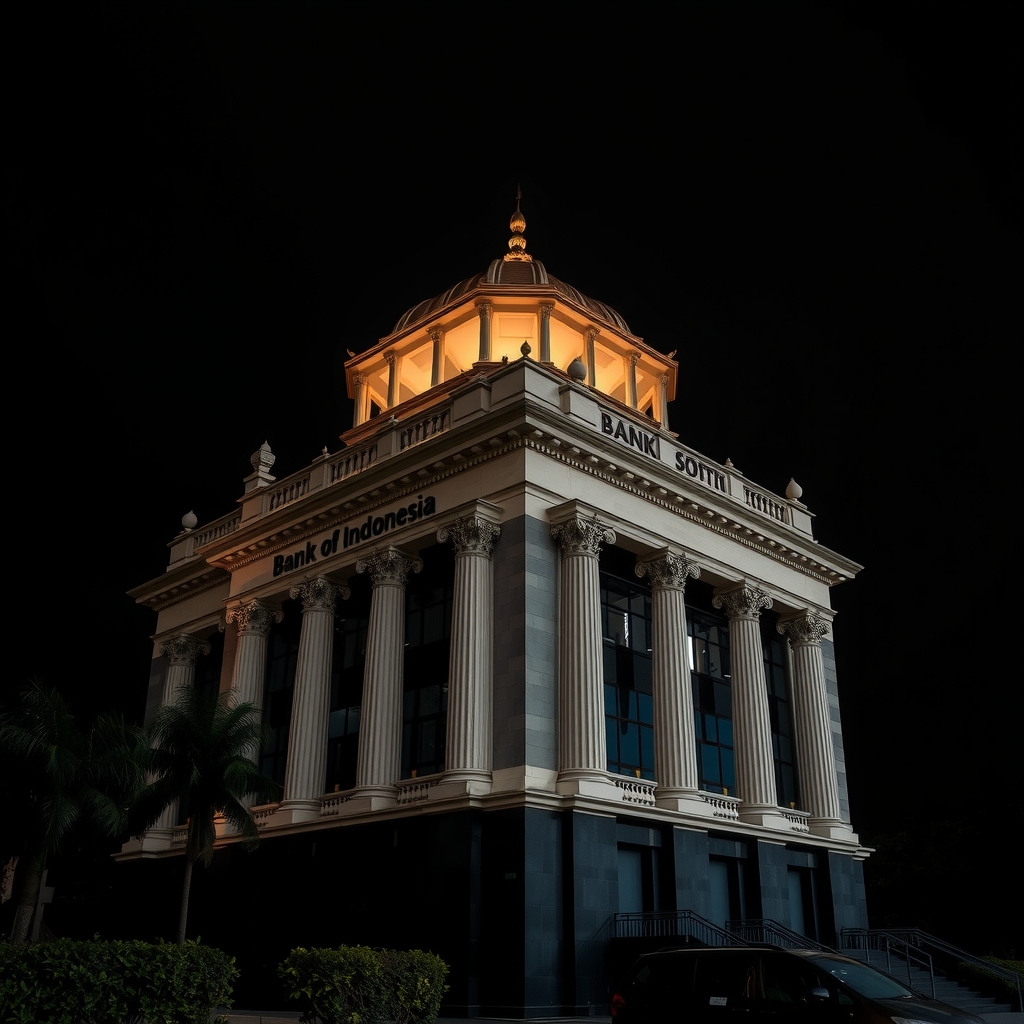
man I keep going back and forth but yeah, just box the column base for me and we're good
[808,817,857,840]
[655,788,719,816]
[276,798,323,825]
[434,770,493,798]
[737,802,793,829]
[348,785,399,811]
[556,770,622,799]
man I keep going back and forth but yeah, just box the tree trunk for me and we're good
[177,853,194,945]
[9,850,44,944]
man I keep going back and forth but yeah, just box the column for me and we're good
[635,551,706,812]
[658,373,670,430]
[279,577,349,823]
[713,582,786,827]
[428,326,443,387]
[585,328,598,387]
[628,351,640,409]
[477,301,492,361]
[225,600,282,758]
[539,303,554,362]
[353,373,367,426]
[778,612,852,839]
[437,515,500,789]
[152,635,211,831]
[551,512,617,797]
[385,351,398,408]
[353,547,422,805]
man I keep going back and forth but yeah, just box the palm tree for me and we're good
[147,683,280,944]
[0,681,151,943]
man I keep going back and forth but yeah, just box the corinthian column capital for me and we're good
[636,550,700,590]
[438,516,501,557]
[713,583,773,620]
[551,515,615,557]
[289,576,349,610]
[225,600,283,636]
[357,546,423,586]
[158,634,211,667]
[778,612,831,646]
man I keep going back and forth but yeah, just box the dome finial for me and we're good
[504,185,532,263]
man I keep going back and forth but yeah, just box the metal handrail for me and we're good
[844,927,1023,1011]
[727,918,836,953]
[840,928,936,998]
[613,909,745,948]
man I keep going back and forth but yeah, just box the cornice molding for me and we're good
[165,420,853,600]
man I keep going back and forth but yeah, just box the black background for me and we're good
[8,2,1021,952]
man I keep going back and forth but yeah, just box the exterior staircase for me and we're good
[838,928,1021,1018]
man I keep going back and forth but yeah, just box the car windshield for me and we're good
[809,955,916,999]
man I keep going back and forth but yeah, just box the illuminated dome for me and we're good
[392,195,633,337]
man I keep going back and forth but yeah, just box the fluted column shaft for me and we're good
[779,613,844,826]
[439,517,500,780]
[539,303,553,362]
[282,578,348,808]
[354,548,422,795]
[636,552,700,795]
[226,600,282,763]
[477,301,492,361]
[713,584,778,810]
[552,515,615,776]
[154,635,210,829]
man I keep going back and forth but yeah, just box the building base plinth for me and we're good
[276,798,323,824]
[556,772,622,800]
[737,803,793,829]
[655,790,718,816]
[808,817,857,840]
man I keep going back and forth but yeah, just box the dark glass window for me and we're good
[602,552,655,779]
[763,626,796,807]
[261,600,301,786]
[401,546,452,778]
[194,630,224,699]
[689,608,734,795]
[327,574,371,793]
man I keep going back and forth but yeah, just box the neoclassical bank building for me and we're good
[121,201,868,1015]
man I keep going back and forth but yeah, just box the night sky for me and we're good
[9,3,1021,950]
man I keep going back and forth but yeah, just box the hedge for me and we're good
[278,945,449,1024]
[0,937,237,1024]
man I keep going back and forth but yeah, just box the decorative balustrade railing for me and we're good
[744,486,790,524]
[400,407,450,450]
[192,513,242,548]
[330,442,377,483]
[266,475,310,511]
[701,791,741,819]
[614,777,657,806]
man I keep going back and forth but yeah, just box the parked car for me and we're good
[610,946,987,1023]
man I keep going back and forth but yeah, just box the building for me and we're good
[119,198,868,1015]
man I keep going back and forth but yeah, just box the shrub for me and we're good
[278,945,449,1024]
[0,937,237,1024]
[957,956,1024,1010]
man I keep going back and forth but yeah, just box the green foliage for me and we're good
[0,937,237,1024]
[147,684,280,867]
[0,681,153,942]
[278,945,449,1024]
[377,948,450,1024]
[956,956,1024,1009]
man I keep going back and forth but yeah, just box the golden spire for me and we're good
[504,185,532,262]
